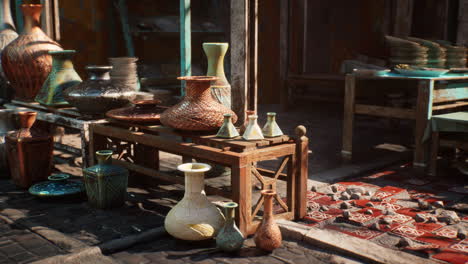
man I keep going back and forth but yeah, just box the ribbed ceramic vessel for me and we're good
[83,150,129,209]
[5,111,53,188]
[160,76,237,131]
[254,190,282,251]
[2,4,63,101]
[64,66,135,118]
[0,0,18,101]
[216,202,244,252]
[109,57,140,91]
[203,43,231,109]
[35,50,82,106]
[0,109,14,177]
[165,163,225,241]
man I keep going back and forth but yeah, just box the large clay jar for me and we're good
[165,163,225,241]
[64,66,135,118]
[254,190,282,251]
[160,76,237,131]
[203,43,231,109]
[83,150,129,209]
[5,111,53,188]
[216,202,245,252]
[0,0,18,101]
[35,50,82,106]
[0,109,14,177]
[2,4,63,101]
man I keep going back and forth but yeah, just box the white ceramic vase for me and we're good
[164,163,225,241]
[242,115,264,140]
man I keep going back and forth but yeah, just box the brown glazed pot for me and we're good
[1,4,63,101]
[106,100,166,124]
[160,76,237,131]
[254,190,282,251]
[5,111,53,188]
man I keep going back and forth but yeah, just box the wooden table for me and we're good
[89,121,309,235]
[342,73,468,168]
[4,100,107,168]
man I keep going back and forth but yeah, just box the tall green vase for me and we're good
[35,50,82,106]
[203,42,231,109]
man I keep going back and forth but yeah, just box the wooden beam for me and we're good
[180,0,191,96]
[355,105,416,120]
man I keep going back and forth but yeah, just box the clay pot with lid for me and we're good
[5,111,53,188]
[160,76,237,131]
[2,4,63,101]
[63,65,135,118]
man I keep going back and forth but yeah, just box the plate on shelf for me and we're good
[394,68,449,77]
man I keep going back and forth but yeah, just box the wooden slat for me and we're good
[248,143,296,162]
[433,101,468,111]
[256,167,288,181]
[433,86,468,103]
[342,74,356,159]
[355,104,416,119]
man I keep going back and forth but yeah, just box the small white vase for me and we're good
[164,163,225,241]
[262,112,283,137]
[242,115,264,140]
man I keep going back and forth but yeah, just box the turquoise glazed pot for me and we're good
[35,50,82,106]
[216,202,244,252]
[83,150,128,209]
[29,174,84,198]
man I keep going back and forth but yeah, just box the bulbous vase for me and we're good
[254,190,282,251]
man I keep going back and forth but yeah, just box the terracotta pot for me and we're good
[106,100,165,124]
[1,4,63,101]
[160,76,237,131]
[254,190,282,251]
[203,43,231,109]
[0,0,18,101]
[216,202,244,252]
[165,163,225,240]
[5,111,53,188]
[35,50,82,106]
[63,65,135,118]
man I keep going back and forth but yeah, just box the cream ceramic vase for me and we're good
[242,115,264,140]
[165,163,225,241]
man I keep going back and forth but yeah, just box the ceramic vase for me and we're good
[242,115,264,140]
[106,100,164,124]
[0,0,17,102]
[240,110,255,134]
[2,4,63,101]
[63,66,135,118]
[254,190,282,251]
[203,43,231,109]
[216,202,244,252]
[83,150,129,209]
[165,163,225,241]
[262,112,283,138]
[35,50,82,106]
[109,57,140,91]
[5,111,53,188]
[160,76,237,131]
[216,114,239,139]
[0,109,14,177]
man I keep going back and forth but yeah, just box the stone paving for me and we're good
[0,218,64,264]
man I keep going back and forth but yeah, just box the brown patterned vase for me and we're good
[254,190,282,251]
[5,111,53,188]
[160,76,237,131]
[1,4,63,101]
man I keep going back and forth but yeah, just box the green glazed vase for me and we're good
[203,43,231,109]
[83,150,129,209]
[216,202,244,252]
[35,50,82,106]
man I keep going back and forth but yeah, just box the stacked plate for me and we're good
[385,36,428,67]
[109,57,140,91]
[434,41,467,68]
[406,37,446,68]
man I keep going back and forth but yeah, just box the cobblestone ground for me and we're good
[0,218,64,264]
[111,236,365,264]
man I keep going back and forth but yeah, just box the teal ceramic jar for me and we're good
[83,150,128,209]
[216,202,244,252]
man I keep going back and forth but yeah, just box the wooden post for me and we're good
[180,0,191,96]
[294,125,308,219]
[231,162,252,236]
[413,80,433,168]
[279,0,289,110]
[341,74,356,160]
[115,0,135,57]
[457,0,468,46]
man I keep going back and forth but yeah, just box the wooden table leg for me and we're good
[428,131,440,176]
[231,162,251,236]
[414,80,433,168]
[342,74,356,161]
[295,125,308,219]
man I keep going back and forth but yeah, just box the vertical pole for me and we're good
[15,0,23,31]
[279,0,289,110]
[41,0,53,38]
[115,0,135,57]
[250,0,258,113]
[180,0,191,96]
[294,125,308,219]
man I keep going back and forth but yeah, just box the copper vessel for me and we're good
[5,111,53,188]
[106,100,166,124]
[1,4,63,101]
[254,190,282,251]
[160,76,237,131]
